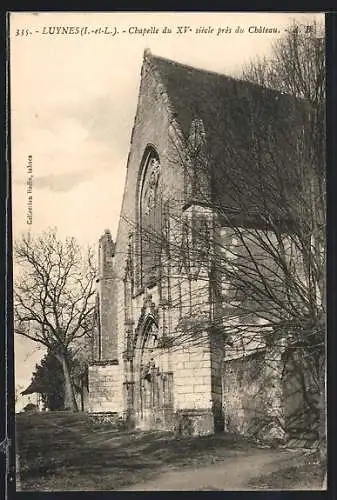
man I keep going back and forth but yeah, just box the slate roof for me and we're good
[151,53,284,137]
[147,51,303,223]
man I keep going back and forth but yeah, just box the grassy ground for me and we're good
[248,463,324,490]
[16,411,323,491]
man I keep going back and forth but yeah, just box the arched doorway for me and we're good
[135,317,174,430]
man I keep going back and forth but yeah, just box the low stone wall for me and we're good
[282,349,321,442]
[223,347,321,444]
[174,409,215,436]
[88,411,121,425]
[87,361,122,413]
[223,350,267,439]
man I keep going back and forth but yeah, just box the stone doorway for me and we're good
[136,319,174,430]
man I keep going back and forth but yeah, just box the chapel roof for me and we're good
[147,50,285,132]
[144,50,303,223]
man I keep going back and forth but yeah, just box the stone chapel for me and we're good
[87,50,318,441]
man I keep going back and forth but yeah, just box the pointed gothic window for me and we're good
[139,149,163,288]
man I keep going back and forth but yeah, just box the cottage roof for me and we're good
[21,380,46,396]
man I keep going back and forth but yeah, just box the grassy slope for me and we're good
[16,412,323,491]
[248,463,324,490]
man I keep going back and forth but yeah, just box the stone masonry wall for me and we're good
[172,343,212,411]
[88,363,122,413]
[97,230,118,361]
[223,349,267,439]
[223,347,319,443]
[169,274,222,435]
[282,349,322,442]
[171,342,215,436]
[113,51,186,367]
[94,52,223,432]
[99,277,117,361]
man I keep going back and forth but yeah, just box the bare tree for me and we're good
[14,228,96,412]
[241,18,326,464]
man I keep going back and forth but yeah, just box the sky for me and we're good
[10,11,324,409]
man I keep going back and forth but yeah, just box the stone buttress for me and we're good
[88,230,122,414]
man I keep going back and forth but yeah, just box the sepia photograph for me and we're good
[10,11,326,491]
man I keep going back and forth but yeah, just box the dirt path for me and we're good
[121,449,301,491]
[18,414,318,491]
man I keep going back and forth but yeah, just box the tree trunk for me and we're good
[55,352,79,412]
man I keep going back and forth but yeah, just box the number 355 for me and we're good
[15,29,30,36]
